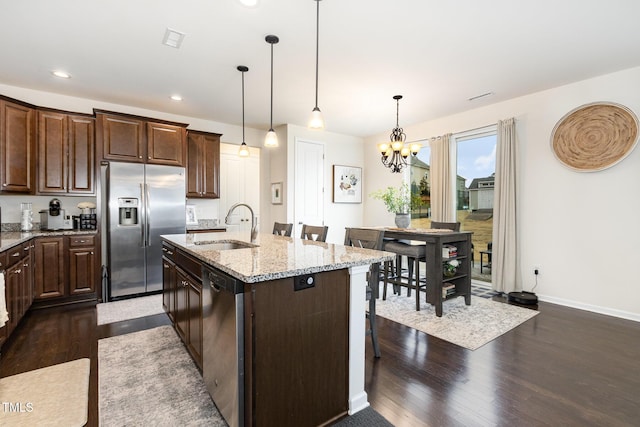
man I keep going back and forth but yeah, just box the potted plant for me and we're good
[370,183,423,228]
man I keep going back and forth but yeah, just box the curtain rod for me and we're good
[410,122,499,144]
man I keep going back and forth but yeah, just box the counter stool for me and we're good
[382,240,426,311]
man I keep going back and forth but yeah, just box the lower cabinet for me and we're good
[174,265,203,370]
[163,245,203,371]
[1,242,33,345]
[34,235,98,302]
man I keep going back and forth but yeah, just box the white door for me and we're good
[220,144,260,233]
[294,139,325,238]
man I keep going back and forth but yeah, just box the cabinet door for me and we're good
[174,267,189,343]
[187,131,220,198]
[69,247,96,295]
[5,263,21,335]
[37,110,67,194]
[68,115,95,194]
[147,122,185,166]
[33,237,66,299]
[0,100,36,193]
[187,278,203,369]
[99,114,145,162]
[162,256,176,323]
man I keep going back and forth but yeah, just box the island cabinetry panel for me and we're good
[162,242,177,323]
[96,111,187,166]
[186,130,220,198]
[245,269,350,426]
[175,265,203,370]
[37,109,95,195]
[0,97,36,193]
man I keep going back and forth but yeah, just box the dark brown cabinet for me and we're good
[97,111,187,167]
[0,98,36,193]
[147,122,186,166]
[68,235,97,295]
[162,242,177,323]
[34,235,98,301]
[37,110,95,195]
[186,130,221,198]
[166,247,203,370]
[33,237,66,299]
[3,242,33,340]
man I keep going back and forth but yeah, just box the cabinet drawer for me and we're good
[69,235,95,247]
[162,242,176,261]
[6,245,25,263]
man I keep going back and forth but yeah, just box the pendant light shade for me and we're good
[264,35,279,147]
[237,65,250,157]
[308,0,325,130]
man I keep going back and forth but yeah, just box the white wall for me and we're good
[365,67,640,321]
[282,124,365,244]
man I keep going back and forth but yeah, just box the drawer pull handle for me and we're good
[12,253,20,257]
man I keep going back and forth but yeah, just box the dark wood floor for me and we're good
[1,296,639,427]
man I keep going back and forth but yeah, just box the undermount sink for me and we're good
[193,240,257,250]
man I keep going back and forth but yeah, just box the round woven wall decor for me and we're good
[551,102,638,171]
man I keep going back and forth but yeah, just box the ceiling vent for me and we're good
[162,28,186,49]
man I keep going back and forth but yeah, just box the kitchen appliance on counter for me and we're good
[106,162,186,300]
[39,198,73,230]
[202,264,245,427]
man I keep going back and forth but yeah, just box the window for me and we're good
[454,127,496,283]
[410,142,431,223]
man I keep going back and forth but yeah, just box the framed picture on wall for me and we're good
[186,205,198,225]
[333,165,362,203]
[271,182,283,204]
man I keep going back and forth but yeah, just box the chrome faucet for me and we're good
[225,203,258,242]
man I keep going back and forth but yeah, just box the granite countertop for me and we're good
[0,229,98,253]
[162,231,395,283]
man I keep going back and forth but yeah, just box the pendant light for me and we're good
[308,0,325,130]
[377,95,421,173]
[237,65,250,157]
[264,35,279,147]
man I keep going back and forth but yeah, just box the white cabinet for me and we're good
[220,143,260,234]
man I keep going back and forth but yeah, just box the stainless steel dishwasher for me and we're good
[202,265,245,427]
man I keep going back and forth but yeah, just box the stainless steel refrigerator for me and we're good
[106,162,186,300]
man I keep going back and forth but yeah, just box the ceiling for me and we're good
[2,0,640,139]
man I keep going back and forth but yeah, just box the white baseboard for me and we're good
[537,294,640,323]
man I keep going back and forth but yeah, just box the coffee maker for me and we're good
[40,198,72,230]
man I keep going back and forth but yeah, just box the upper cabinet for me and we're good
[96,111,187,167]
[37,109,95,195]
[0,97,36,193]
[186,130,221,199]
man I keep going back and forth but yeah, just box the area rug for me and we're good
[0,358,90,426]
[97,294,164,325]
[99,325,392,426]
[376,295,538,350]
[98,325,225,426]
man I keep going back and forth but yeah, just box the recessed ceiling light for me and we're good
[51,70,71,79]
[238,0,259,7]
[162,28,186,49]
[170,95,183,101]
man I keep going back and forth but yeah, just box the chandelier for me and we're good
[377,95,421,173]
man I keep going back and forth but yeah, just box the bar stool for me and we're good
[382,240,426,311]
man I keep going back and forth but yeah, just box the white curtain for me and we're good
[492,118,520,293]
[430,133,455,221]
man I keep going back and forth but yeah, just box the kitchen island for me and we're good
[161,231,394,427]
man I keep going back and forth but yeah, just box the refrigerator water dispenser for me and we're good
[118,198,138,225]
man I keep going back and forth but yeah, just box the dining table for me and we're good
[375,227,473,317]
